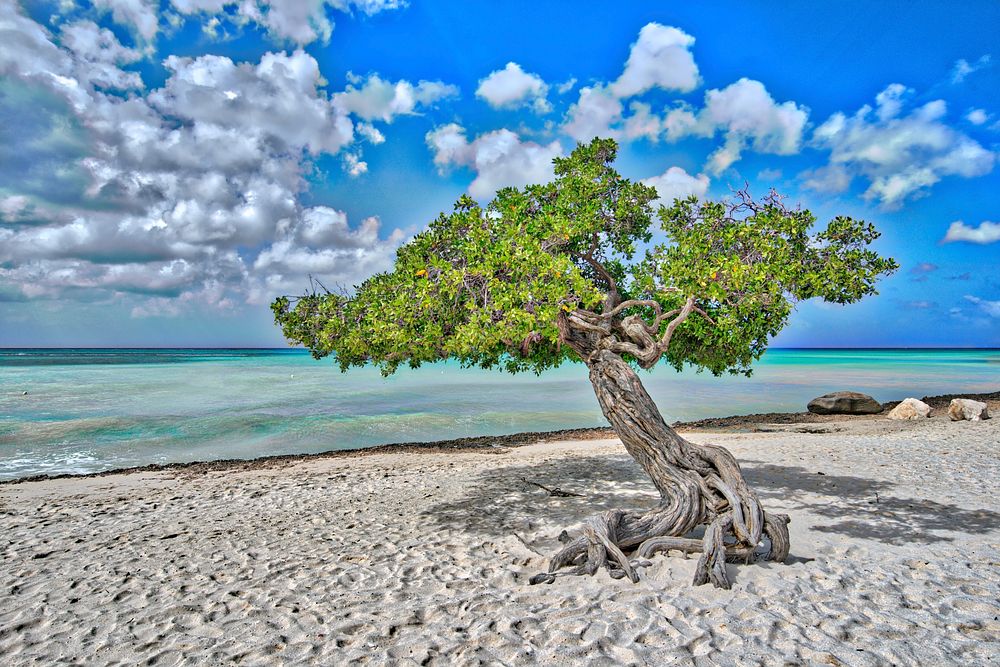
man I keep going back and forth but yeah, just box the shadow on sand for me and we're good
[422,453,1000,548]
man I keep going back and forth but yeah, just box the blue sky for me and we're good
[1,0,998,347]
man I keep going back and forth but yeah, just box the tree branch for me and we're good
[659,297,697,350]
[600,299,663,320]
[571,236,620,309]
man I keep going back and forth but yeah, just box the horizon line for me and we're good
[2,346,999,351]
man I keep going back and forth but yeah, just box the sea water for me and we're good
[1,348,997,480]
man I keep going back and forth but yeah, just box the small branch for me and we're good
[521,477,583,498]
[567,313,610,336]
[659,296,697,349]
[570,241,620,309]
[600,299,663,320]
[512,532,545,555]
[692,306,717,326]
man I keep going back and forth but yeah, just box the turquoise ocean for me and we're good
[1,348,997,480]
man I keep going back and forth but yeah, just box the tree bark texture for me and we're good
[534,347,789,589]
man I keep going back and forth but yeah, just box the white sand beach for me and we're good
[2,412,998,666]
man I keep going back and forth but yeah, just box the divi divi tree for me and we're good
[272,139,897,588]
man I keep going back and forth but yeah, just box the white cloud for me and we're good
[874,83,910,121]
[800,164,852,194]
[149,49,354,155]
[942,220,1000,244]
[165,0,405,45]
[558,24,800,173]
[811,86,996,207]
[699,78,809,174]
[476,62,550,113]
[661,105,700,141]
[964,295,1000,318]
[640,166,709,208]
[60,20,143,90]
[0,3,420,311]
[950,54,991,84]
[966,108,988,125]
[612,80,807,171]
[426,123,563,199]
[622,101,662,141]
[1,1,73,83]
[556,77,577,94]
[559,22,702,145]
[562,85,622,142]
[610,23,699,97]
[342,152,368,176]
[250,210,405,301]
[334,73,458,122]
[91,0,159,41]
[356,121,385,144]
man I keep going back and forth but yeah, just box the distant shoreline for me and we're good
[3,346,1000,351]
[4,389,996,486]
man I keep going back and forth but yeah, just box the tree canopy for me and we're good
[272,138,898,377]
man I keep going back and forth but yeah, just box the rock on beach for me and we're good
[887,398,932,420]
[807,391,883,415]
[948,398,990,421]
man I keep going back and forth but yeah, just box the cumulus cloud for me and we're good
[950,54,991,84]
[964,295,1000,318]
[942,220,1000,244]
[356,121,385,144]
[560,23,702,144]
[610,23,699,97]
[562,85,622,142]
[965,108,988,125]
[425,123,563,199]
[640,167,709,207]
[334,72,458,122]
[556,78,577,95]
[342,152,368,176]
[800,164,852,194]
[162,0,405,45]
[699,78,809,175]
[148,50,354,155]
[622,101,662,141]
[577,77,806,172]
[0,2,421,311]
[60,20,143,90]
[556,23,803,175]
[476,62,550,113]
[91,0,159,41]
[810,86,996,207]
[248,209,406,303]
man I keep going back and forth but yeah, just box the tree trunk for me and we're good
[533,349,789,589]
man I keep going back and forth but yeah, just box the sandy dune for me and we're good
[2,415,999,665]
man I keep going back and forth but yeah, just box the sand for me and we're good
[1,413,998,666]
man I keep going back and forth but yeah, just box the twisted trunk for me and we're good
[533,346,789,589]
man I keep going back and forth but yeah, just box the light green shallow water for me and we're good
[0,348,997,479]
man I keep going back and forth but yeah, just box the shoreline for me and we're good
[4,389,996,486]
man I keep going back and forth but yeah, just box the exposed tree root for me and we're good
[530,497,790,589]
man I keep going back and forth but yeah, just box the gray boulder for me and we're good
[948,398,990,421]
[887,398,932,420]
[807,391,883,415]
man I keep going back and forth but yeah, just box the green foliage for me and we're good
[272,138,898,377]
[642,195,898,375]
